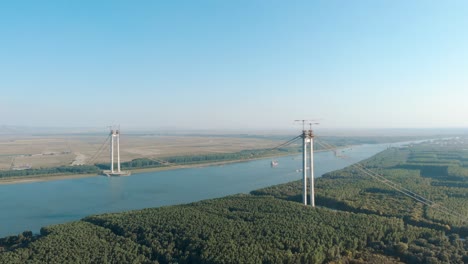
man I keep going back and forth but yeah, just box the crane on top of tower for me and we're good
[294,119,320,131]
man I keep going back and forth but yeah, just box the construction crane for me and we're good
[294,119,320,131]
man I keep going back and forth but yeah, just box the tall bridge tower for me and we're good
[296,120,318,207]
[103,127,131,177]
[109,129,121,173]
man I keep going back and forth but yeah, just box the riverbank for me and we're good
[0,145,355,185]
[2,140,466,263]
[0,153,301,185]
[0,143,392,237]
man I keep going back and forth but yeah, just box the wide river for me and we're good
[0,142,410,237]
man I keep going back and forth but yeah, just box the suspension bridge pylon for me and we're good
[300,129,315,206]
[296,120,318,207]
[103,126,131,177]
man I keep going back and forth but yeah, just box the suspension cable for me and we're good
[87,135,111,165]
[315,137,468,224]
[266,135,302,151]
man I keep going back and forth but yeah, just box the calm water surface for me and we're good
[0,142,410,237]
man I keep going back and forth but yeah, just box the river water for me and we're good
[0,142,407,237]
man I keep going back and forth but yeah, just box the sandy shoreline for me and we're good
[0,153,306,185]
[0,146,347,186]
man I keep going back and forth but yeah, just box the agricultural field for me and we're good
[2,138,467,263]
[0,133,282,170]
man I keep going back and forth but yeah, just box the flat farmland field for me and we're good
[0,134,282,170]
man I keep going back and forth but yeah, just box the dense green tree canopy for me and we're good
[1,138,467,263]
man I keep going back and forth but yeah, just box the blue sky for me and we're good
[1,1,468,130]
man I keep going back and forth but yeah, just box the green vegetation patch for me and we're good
[0,221,151,263]
[2,194,466,263]
[0,165,100,179]
[2,138,468,263]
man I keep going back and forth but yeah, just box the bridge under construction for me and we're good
[102,127,131,177]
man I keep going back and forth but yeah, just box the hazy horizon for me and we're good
[2,1,468,130]
[1,124,467,137]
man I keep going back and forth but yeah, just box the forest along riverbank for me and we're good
[0,152,301,185]
[0,142,414,237]
[0,146,348,185]
[0,149,308,184]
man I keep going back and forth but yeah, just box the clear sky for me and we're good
[1,0,468,131]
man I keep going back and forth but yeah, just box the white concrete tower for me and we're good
[110,129,115,173]
[296,120,318,207]
[104,127,131,177]
[116,129,121,173]
[309,129,315,207]
[302,130,308,205]
[109,129,122,173]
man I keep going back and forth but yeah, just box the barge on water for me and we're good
[102,170,131,177]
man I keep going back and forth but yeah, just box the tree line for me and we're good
[3,195,466,263]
